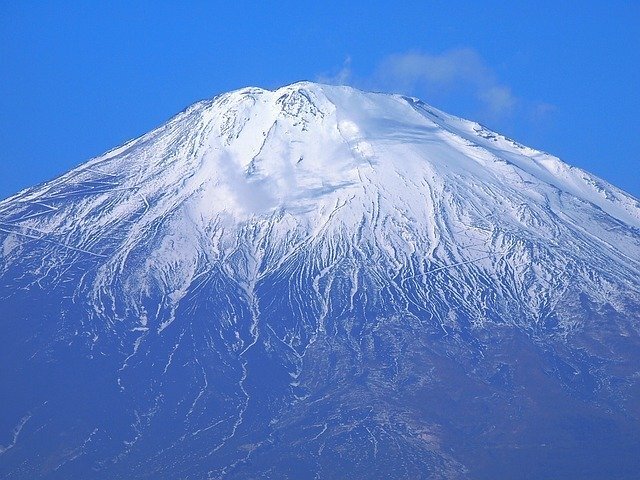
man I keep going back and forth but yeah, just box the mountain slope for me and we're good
[1,82,639,479]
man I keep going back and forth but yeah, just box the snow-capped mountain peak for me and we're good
[1,82,639,479]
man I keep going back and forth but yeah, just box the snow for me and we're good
[1,80,639,335]
[1,81,639,479]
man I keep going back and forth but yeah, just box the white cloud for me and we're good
[317,48,555,126]
[373,48,518,118]
[479,86,517,117]
[317,56,353,85]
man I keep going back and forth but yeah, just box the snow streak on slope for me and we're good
[0,82,639,479]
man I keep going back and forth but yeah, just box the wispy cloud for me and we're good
[317,48,554,125]
[373,48,518,118]
[317,56,353,85]
[530,102,557,122]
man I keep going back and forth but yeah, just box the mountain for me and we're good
[1,82,639,479]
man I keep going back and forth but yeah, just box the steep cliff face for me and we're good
[1,82,639,479]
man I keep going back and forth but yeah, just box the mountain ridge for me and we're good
[1,81,639,479]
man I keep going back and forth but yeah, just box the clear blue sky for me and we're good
[1,1,638,199]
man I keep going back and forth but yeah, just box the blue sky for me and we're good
[1,1,638,199]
